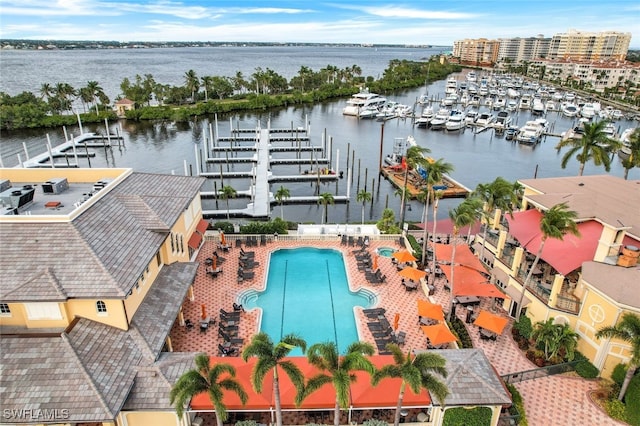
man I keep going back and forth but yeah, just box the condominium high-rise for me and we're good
[497,35,551,62]
[452,38,500,66]
[547,29,631,61]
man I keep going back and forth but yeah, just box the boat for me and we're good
[343,90,387,116]
[580,103,597,119]
[466,71,477,83]
[430,108,450,130]
[415,106,434,128]
[561,103,580,118]
[532,98,546,116]
[445,77,458,95]
[493,97,506,111]
[445,110,465,131]
[441,93,458,107]
[493,111,512,132]
[516,119,547,145]
[505,126,519,141]
[507,88,520,98]
[518,94,532,110]
[618,128,638,160]
[465,109,479,127]
[506,100,518,112]
[602,122,618,139]
[475,112,495,127]
[357,105,379,119]
[545,100,556,112]
[468,95,481,107]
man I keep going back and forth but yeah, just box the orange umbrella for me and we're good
[473,310,509,335]
[392,250,417,263]
[421,324,457,346]
[398,266,426,282]
[220,231,226,246]
[393,313,400,331]
[201,304,207,320]
[417,299,444,322]
[372,255,378,270]
[212,256,217,270]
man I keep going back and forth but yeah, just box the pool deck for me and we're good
[169,236,624,426]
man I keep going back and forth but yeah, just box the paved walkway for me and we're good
[169,236,625,426]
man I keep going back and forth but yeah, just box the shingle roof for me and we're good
[130,262,198,358]
[416,349,512,407]
[582,261,640,308]
[0,172,205,302]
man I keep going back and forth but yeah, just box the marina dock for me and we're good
[380,166,470,199]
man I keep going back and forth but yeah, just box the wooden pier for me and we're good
[380,166,470,199]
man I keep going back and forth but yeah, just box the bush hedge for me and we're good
[442,407,492,426]
[448,317,473,349]
[626,374,640,426]
[611,362,628,386]
[506,383,528,426]
[573,351,599,379]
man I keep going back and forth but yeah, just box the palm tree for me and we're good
[219,185,237,220]
[356,189,372,224]
[550,322,579,361]
[303,341,375,426]
[446,198,481,321]
[472,177,518,262]
[429,189,445,285]
[621,128,640,180]
[516,203,580,318]
[420,159,454,267]
[170,354,247,426]
[274,185,291,220]
[373,344,449,426]
[318,192,335,224]
[555,120,620,176]
[399,146,431,230]
[86,80,103,114]
[184,69,200,102]
[532,318,558,361]
[201,76,213,102]
[242,333,307,426]
[596,313,640,401]
[39,83,53,101]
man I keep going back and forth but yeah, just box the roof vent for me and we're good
[578,183,584,186]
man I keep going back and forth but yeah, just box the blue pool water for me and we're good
[377,247,397,257]
[243,247,375,355]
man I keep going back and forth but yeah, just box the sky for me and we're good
[0,0,639,47]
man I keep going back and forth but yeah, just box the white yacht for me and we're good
[465,109,479,126]
[475,112,495,127]
[493,97,506,111]
[445,110,465,131]
[518,94,532,110]
[466,71,477,83]
[493,111,513,131]
[545,100,556,112]
[445,77,458,95]
[430,108,451,130]
[532,98,546,116]
[506,100,518,112]
[580,103,597,119]
[561,103,580,118]
[516,119,546,145]
[343,91,387,116]
[415,106,434,128]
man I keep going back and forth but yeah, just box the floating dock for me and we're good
[380,166,470,199]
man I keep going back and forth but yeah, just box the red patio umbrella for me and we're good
[473,310,509,335]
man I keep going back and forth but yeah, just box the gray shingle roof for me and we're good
[415,349,512,407]
[0,172,205,302]
[130,262,198,358]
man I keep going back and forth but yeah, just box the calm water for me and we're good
[248,247,372,354]
[1,46,638,223]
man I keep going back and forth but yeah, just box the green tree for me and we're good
[472,177,518,262]
[219,185,237,220]
[303,341,375,426]
[377,208,398,234]
[373,344,448,426]
[169,354,247,426]
[356,189,372,224]
[516,203,580,317]
[621,128,640,180]
[420,159,454,266]
[274,185,291,220]
[446,198,481,321]
[242,333,307,426]
[318,192,335,224]
[399,145,431,230]
[184,69,200,102]
[532,319,578,362]
[555,120,621,176]
[596,313,640,401]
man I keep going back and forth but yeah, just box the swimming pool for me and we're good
[376,246,397,257]
[241,247,375,354]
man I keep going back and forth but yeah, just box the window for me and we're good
[156,251,162,266]
[0,303,10,315]
[96,300,107,314]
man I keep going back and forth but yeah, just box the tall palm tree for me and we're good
[356,189,372,224]
[219,185,237,220]
[274,186,291,220]
[620,128,640,180]
[429,189,445,285]
[555,120,620,176]
[302,341,375,426]
[201,76,213,102]
[318,192,335,225]
[242,333,307,426]
[170,354,247,426]
[596,313,640,401]
[399,146,431,230]
[472,177,518,262]
[86,80,103,114]
[420,159,454,267]
[516,203,580,318]
[373,344,449,426]
[446,198,481,322]
[39,83,53,101]
[184,69,200,102]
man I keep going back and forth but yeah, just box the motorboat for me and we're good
[580,103,597,119]
[343,91,387,116]
[466,71,477,83]
[545,100,556,112]
[430,108,450,130]
[475,112,495,127]
[618,128,638,160]
[602,122,617,139]
[507,88,520,98]
[532,98,546,116]
[357,105,379,119]
[493,97,506,111]
[506,100,518,112]
[505,126,519,141]
[465,109,479,126]
[561,103,580,118]
[516,120,546,145]
[441,93,458,107]
[518,94,532,110]
[415,106,434,128]
[493,111,512,132]
[468,95,481,107]
[445,110,465,131]
[445,77,458,95]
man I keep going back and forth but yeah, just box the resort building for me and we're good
[548,29,632,61]
[497,35,551,63]
[0,167,511,426]
[476,175,640,378]
[452,38,500,67]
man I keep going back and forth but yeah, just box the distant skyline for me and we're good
[1,0,639,47]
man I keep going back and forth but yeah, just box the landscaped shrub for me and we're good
[513,315,533,340]
[573,351,600,379]
[626,374,640,426]
[362,419,388,426]
[239,218,288,235]
[605,399,629,424]
[448,317,473,348]
[443,406,492,426]
[235,421,258,426]
[212,221,234,233]
[611,362,628,386]
[506,383,528,426]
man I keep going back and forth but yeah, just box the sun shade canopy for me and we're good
[417,299,445,322]
[421,324,457,345]
[416,218,482,235]
[506,210,603,275]
[473,310,509,335]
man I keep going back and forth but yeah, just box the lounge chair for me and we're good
[233,302,245,312]
[220,309,241,320]
[372,327,393,339]
[218,329,244,345]
[237,269,255,281]
[218,344,238,357]
[240,248,255,257]
[363,308,386,315]
[206,266,223,277]
[260,235,267,246]
[340,235,347,245]
[348,236,355,246]
[395,331,406,346]
[235,238,243,248]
